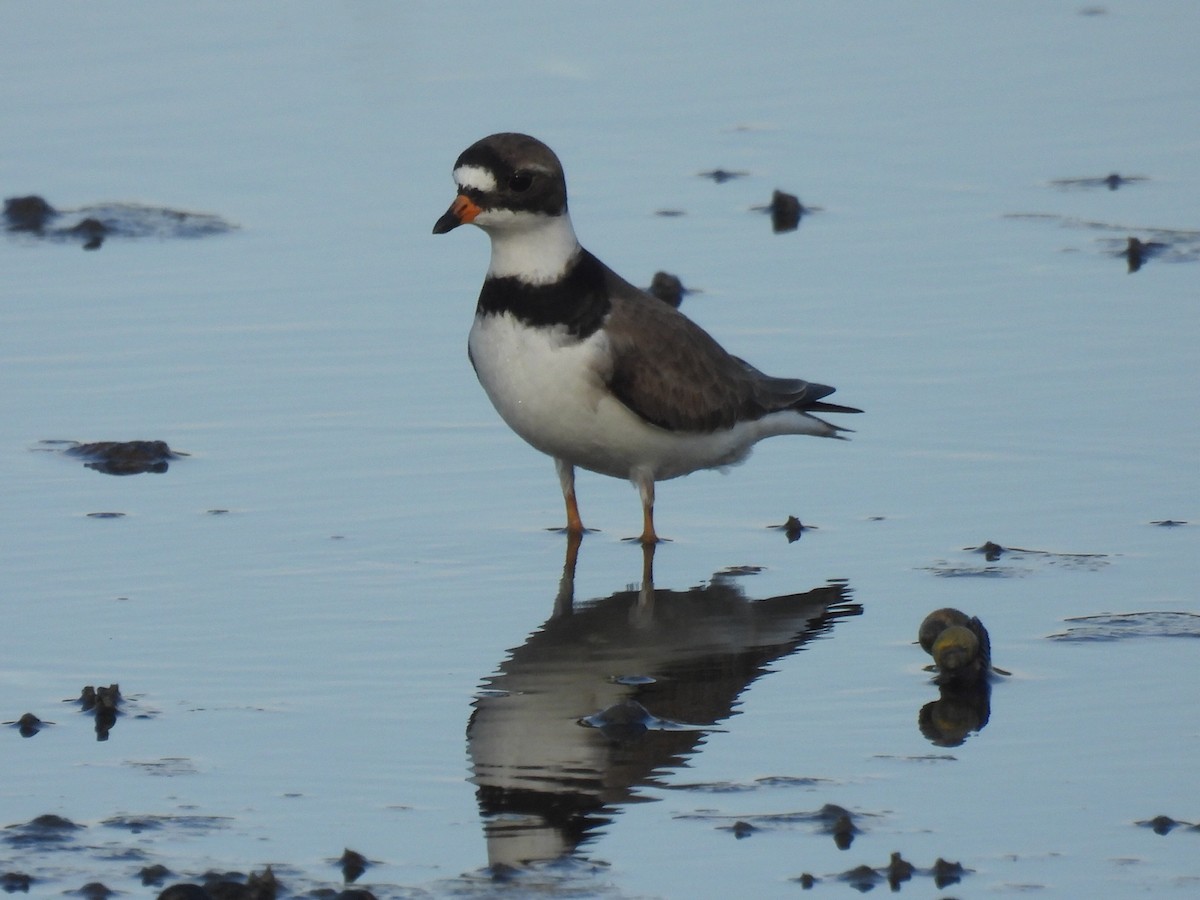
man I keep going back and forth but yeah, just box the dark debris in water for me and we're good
[925,540,1108,577]
[1048,611,1200,642]
[750,189,820,233]
[155,865,279,900]
[336,848,370,883]
[1004,211,1200,270]
[69,882,115,900]
[52,440,186,475]
[2,814,84,847]
[1049,172,1148,191]
[676,802,868,849]
[769,515,811,543]
[646,271,694,308]
[1137,814,1200,835]
[830,853,961,892]
[0,871,33,892]
[4,195,236,250]
[3,712,53,738]
[66,684,124,741]
[698,168,749,184]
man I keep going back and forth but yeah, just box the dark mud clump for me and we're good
[926,540,1109,576]
[4,712,53,737]
[62,440,185,475]
[1122,235,1169,272]
[698,168,749,184]
[646,271,691,308]
[3,814,84,847]
[769,515,811,543]
[338,848,369,883]
[0,871,33,892]
[1136,814,1198,835]
[71,882,115,899]
[751,189,819,233]
[4,195,236,250]
[157,865,278,900]
[1049,172,1148,191]
[67,684,124,740]
[816,804,860,850]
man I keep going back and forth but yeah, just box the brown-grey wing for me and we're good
[602,291,767,433]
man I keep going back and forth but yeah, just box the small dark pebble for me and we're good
[973,540,1006,561]
[1139,814,1193,835]
[1048,173,1147,190]
[839,863,881,889]
[1150,519,1187,527]
[767,189,804,233]
[731,820,756,839]
[647,271,688,308]
[932,857,965,888]
[783,515,807,543]
[157,886,212,900]
[199,867,277,900]
[3,814,83,846]
[816,803,858,849]
[5,713,51,738]
[86,512,126,519]
[0,872,32,892]
[4,195,57,231]
[1125,236,1167,273]
[72,883,114,900]
[791,872,817,889]
[1105,173,1142,190]
[339,848,368,883]
[886,851,915,888]
[66,440,181,475]
[698,168,748,184]
[66,217,108,250]
[140,864,173,886]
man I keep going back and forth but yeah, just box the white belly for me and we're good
[468,312,760,481]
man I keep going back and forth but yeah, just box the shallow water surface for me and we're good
[2,3,1198,898]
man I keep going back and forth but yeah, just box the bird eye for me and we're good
[508,172,533,192]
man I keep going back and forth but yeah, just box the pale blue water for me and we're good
[2,2,1198,897]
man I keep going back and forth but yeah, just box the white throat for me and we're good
[476,210,581,285]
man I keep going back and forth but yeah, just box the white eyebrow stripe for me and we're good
[453,164,497,193]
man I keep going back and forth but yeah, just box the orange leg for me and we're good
[635,472,660,545]
[556,459,586,535]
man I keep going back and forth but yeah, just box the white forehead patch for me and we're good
[453,164,497,193]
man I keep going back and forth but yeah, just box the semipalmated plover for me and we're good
[433,133,860,544]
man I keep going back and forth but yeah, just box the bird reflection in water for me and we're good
[467,536,861,872]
